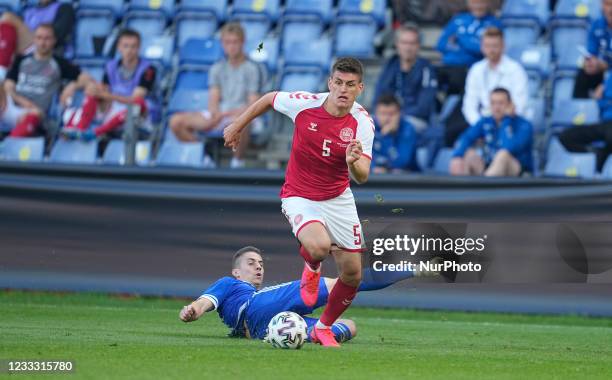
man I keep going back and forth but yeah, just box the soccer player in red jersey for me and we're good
[224,58,374,347]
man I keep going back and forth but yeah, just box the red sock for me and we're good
[75,96,98,131]
[0,22,17,68]
[319,278,358,327]
[94,109,126,136]
[299,246,321,271]
[10,113,41,137]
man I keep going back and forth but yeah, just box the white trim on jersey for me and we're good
[198,294,219,310]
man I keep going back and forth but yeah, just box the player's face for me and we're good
[468,0,489,18]
[395,30,419,63]
[481,36,503,63]
[34,27,56,56]
[222,32,244,60]
[327,71,364,109]
[233,252,264,287]
[375,103,401,133]
[118,36,140,64]
[604,0,612,24]
[490,92,510,121]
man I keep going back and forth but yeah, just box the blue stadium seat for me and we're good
[281,19,324,54]
[79,0,124,17]
[167,89,209,114]
[334,18,378,58]
[280,68,323,93]
[502,0,550,26]
[552,70,577,109]
[284,38,332,71]
[174,67,209,91]
[554,0,601,21]
[338,0,386,27]
[102,139,151,166]
[247,36,280,74]
[141,35,174,69]
[432,148,454,174]
[0,0,21,13]
[75,58,106,82]
[179,38,223,66]
[49,140,98,164]
[178,0,227,21]
[503,23,540,54]
[284,0,334,25]
[75,10,115,57]
[128,0,175,19]
[155,141,204,168]
[176,13,218,49]
[544,137,597,178]
[125,12,167,38]
[0,137,45,163]
[231,0,280,23]
[551,99,600,130]
[239,18,272,53]
[601,156,612,178]
[524,97,547,133]
[511,44,551,77]
[551,24,587,69]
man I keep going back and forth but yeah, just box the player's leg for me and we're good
[464,148,485,175]
[9,107,42,137]
[484,149,521,177]
[303,316,356,344]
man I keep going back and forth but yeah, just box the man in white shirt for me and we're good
[451,27,528,146]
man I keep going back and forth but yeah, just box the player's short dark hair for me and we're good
[491,87,512,102]
[35,23,55,37]
[232,246,263,269]
[117,28,141,44]
[395,22,420,41]
[331,57,364,82]
[483,27,504,40]
[376,93,401,109]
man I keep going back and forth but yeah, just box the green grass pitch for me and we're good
[1,291,611,379]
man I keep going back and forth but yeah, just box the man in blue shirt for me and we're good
[450,88,533,176]
[561,72,612,171]
[436,0,502,95]
[179,246,419,344]
[372,94,417,173]
[373,23,437,132]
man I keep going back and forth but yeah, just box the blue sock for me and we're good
[358,267,414,291]
[331,322,352,343]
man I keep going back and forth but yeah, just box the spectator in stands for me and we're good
[436,0,502,95]
[0,0,75,80]
[450,88,533,177]
[561,73,612,171]
[392,0,502,27]
[60,29,156,141]
[170,22,261,169]
[372,94,417,173]
[449,27,528,147]
[3,24,90,138]
[573,0,612,99]
[373,23,437,134]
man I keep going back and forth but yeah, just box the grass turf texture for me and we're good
[1,291,611,379]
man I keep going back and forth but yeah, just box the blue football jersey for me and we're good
[199,277,257,336]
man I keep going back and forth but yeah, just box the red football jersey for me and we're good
[273,91,375,201]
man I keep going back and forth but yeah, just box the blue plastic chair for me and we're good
[280,68,323,93]
[554,0,601,21]
[284,0,333,25]
[102,139,151,166]
[338,0,386,27]
[502,0,550,26]
[75,58,106,82]
[524,97,547,133]
[49,140,98,164]
[178,0,227,21]
[544,137,597,178]
[281,20,323,54]
[433,148,454,174]
[284,38,332,70]
[74,10,115,57]
[167,89,210,114]
[551,99,600,130]
[601,156,612,178]
[176,12,218,49]
[125,12,167,38]
[174,67,209,91]
[334,18,378,58]
[155,141,204,168]
[551,25,587,69]
[128,0,175,19]
[141,35,174,69]
[231,0,280,23]
[0,0,21,13]
[0,137,45,162]
[179,38,223,66]
[552,71,577,109]
[247,36,280,74]
[79,0,124,17]
[503,23,540,54]
[239,18,271,53]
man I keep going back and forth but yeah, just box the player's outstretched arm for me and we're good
[223,91,278,150]
[346,139,371,184]
[179,297,214,323]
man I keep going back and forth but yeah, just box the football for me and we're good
[265,311,308,349]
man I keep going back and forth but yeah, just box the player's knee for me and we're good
[494,149,512,162]
[302,239,331,261]
[169,115,183,132]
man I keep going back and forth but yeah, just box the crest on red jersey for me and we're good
[339,127,354,142]
[294,214,303,225]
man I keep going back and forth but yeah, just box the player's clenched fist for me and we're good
[346,139,363,165]
[180,304,197,322]
[223,123,241,151]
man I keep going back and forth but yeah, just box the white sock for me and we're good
[315,320,330,329]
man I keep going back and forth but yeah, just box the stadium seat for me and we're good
[79,0,124,17]
[601,156,612,178]
[551,24,587,69]
[524,97,547,133]
[554,0,601,21]
[0,0,21,13]
[551,99,600,130]
[125,12,167,38]
[174,67,209,91]
[502,0,550,27]
[280,68,324,93]
[338,0,386,27]
[512,44,551,77]
[544,137,597,178]
[247,36,280,74]
[334,17,378,58]
[175,14,218,50]
[102,139,151,166]
[75,58,106,82]
[281,19,324,54]
[284,38,332,71]
[231,0,281,23]
[178,0,227,21]
[75,10,115,57]
[502,23,540,55]
[49,140,98,164]
[155,141,205,168]
[432,148,454,174]
[178,38,223,67]
[167,89,209,115]
[141,35,174,69]
[0,137,45,163]
[238,18,272,53]
[552,70,577,109]
[284,0,334,25]
[127,0,175,19]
